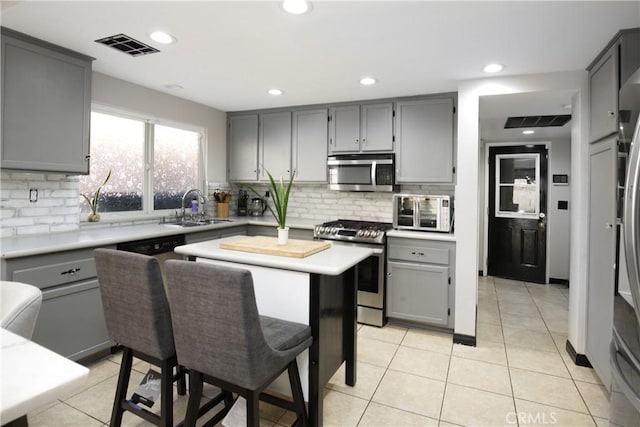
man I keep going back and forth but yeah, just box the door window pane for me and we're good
[495,154,539,217]
[153,125,200,210]
[80,112,144,213]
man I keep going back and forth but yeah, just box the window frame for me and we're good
[85,105,207,221]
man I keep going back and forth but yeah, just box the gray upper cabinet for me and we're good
[260,112,292,181]
[395,97,455,183]
[588,45,618,143]
[228,114,259,181]
[329,102,393,154]
[329,105,360,153]
[292,109,328,182]
[361,103,394,151]
[587,28,640,144]
[1,27,93,174]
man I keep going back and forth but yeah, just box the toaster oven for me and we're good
[393,194,453,232]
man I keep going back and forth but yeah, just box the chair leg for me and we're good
[160,358,174,427]
[287,359,308,426]
[110,347,133,427]
[184,371,203,427]
[176,365,187,396]
[246,391,260,427]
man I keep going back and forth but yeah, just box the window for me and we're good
[494,153,540,218]
[79,110,203,217]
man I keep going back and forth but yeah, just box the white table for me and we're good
[1,328,89,425]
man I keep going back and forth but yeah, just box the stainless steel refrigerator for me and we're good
[610,68,640,426]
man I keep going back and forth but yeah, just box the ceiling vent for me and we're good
[504,115,571,129]
[95,34,159,57]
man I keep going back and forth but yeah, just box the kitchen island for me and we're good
[174,236,372,427]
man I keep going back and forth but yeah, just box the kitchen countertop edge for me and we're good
[1,218,317,259]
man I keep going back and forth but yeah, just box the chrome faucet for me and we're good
[181,188,206,220]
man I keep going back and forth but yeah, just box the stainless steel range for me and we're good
[314,219,392,327]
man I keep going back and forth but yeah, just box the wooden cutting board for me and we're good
[219,236,331,258]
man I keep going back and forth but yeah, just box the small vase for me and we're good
[88,213,101,222]
[277,226,289,245]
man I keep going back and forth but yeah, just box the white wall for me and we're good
[91,73,227,182]
[456,71,589,350]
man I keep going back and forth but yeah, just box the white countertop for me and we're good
[0,217,317,259]
[175,235,373,276]
[0,328,89,424]
[387,229,457,242]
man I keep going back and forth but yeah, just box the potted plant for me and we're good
[244,170,295,244]
[82,170,111,222]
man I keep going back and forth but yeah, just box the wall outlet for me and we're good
[29,188,38,203]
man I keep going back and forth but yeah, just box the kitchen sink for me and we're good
[164,218,234,228]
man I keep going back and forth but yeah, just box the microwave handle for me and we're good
[371,161,377,187]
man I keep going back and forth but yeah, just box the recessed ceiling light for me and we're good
[360,77,376,86]
[150,31,175,44]
[282,0,311,15]
[522,130,535,135]
[268,88,284,96]
[483,63,504,73]
[164,84,183,90]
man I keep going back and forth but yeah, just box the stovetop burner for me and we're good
[314,219,392,244]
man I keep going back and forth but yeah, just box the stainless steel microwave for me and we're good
[327,154,398,192]
[393,194,453,232]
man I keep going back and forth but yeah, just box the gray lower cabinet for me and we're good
[2,247,112,361]
[386,237,455,328]
[395,97,455,183]
[248,224,313,240]
[185,225,248,244]
[1,27,93,174]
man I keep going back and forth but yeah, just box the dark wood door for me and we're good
[488,145,548,283]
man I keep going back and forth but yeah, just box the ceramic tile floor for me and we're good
[27,276,610,426]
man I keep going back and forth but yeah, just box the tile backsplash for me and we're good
[212,182,455,223]
[0,171,81,237]
[0,171,453,237]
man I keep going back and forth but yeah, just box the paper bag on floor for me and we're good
[222,396,246,427]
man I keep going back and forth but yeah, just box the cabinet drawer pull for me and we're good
[61,268,81,276]
[410,251,425,256]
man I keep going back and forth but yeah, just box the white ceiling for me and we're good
[2,1,639,114]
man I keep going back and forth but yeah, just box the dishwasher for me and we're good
[117,234,186,280]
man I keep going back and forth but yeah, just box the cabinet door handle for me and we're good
[387,272,392,277]
[61,268,81,276]
[355,139,359,144]
[329,138,333,145]
[607,111,615,117]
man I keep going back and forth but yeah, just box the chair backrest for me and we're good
[0,281,42,339]
[94,249,175,360]
[164,260,277,389]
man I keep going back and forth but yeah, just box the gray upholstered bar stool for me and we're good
[164,260,312,427]
[94,249,229,427]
